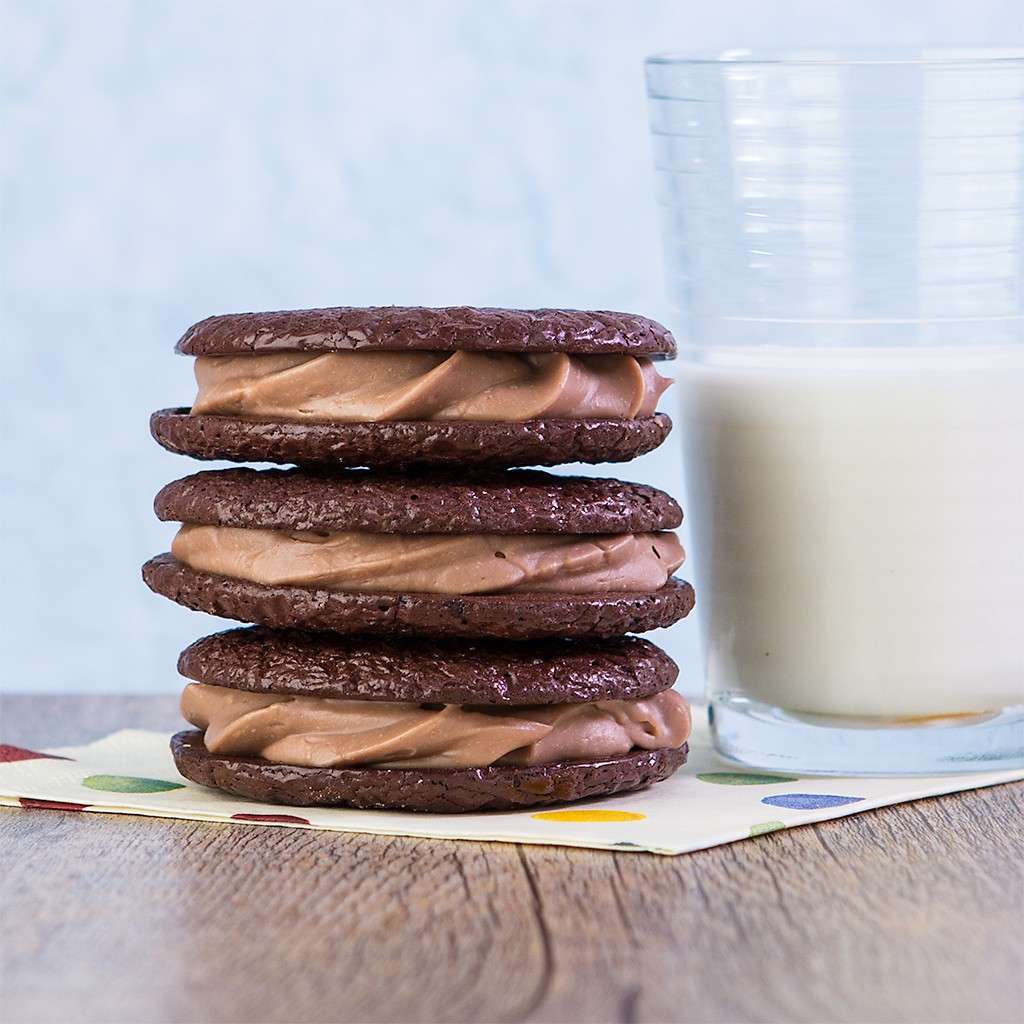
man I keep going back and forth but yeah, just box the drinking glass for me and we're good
[646,49,1024,773]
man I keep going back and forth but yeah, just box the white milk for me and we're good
[678,346,1024,718]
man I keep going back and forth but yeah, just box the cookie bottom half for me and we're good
[171,730,688,813]
[150,409,673,469]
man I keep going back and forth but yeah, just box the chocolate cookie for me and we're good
[146,466,692,637]
[178,626,679,704]
[157,305,676,468]
[171,729,688,813]
[143,555,696,639]
[154,466,683,534]
[176,306,677,357]
[150,408,674,469]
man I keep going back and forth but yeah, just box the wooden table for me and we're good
[3,695,1022,1024]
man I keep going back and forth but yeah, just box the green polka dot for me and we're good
[696,771,798,785]
[82,774,185,793]
[749,821,786,837]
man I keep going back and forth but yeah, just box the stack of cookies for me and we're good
[144,306,695,812]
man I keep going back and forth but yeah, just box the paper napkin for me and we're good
[2,714,1020,855]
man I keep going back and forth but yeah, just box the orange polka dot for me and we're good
[531,809,646,823]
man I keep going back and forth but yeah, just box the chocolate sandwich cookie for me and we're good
[151,305,676,468]
[171,627,691,812]
[143,467,696,638]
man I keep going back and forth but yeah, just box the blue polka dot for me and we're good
[761,793,865,810]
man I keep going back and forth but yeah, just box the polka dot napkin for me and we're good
[2,715,1020,855]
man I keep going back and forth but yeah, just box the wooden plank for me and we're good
[2,696,1022,1024]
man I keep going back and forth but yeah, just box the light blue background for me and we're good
[3,1,1018,694]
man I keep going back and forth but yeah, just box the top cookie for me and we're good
[154,467,683,534]
[177,626,679,704]
[176,306,677,358]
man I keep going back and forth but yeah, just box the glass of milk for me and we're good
[646,49,1024,773]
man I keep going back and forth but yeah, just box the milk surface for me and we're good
[679,346,1024,717]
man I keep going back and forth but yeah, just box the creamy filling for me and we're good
[171,526,685,595]
[181,683,692,769]
[190,351,672,422]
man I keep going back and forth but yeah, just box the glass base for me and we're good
[710,693,1024,775]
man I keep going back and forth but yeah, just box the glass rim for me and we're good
[645,46,1024,68]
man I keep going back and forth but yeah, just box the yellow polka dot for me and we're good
[531,809,646,823]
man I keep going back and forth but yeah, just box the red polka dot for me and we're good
[0,744,72,763]
[19,797,88,812]
[231,812,310,825]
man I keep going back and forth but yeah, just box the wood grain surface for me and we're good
[2,695,1022,1024]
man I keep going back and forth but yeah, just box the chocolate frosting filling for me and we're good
[171,526,685,595]
[191,351,672,423]
[181,683,692,769]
